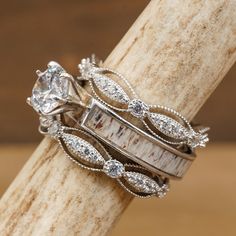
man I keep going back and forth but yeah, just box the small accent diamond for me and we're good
[187,131,209,148]
[157,184,169,198]
[103,160,125,178]
[62,133,105,165]
[93,74,130,104]
[124,172,160,194]
[128,99,149,118]
[78,58,97,79]
[48,121,62,138]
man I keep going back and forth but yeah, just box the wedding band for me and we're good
[78,57,209,150]
[40,118,169,198]
[79,99,195,179]
[27,61,197,179]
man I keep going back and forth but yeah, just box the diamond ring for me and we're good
[78,57,209,150]
[27,59,210,198]
[27,61,91,116]
[38,116,170,198]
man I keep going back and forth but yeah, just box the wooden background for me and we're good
[0,0,235,143]
[0,1,236,236]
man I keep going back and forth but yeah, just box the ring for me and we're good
[28,61,195,178]
[39,116,170,198]
[27,59,210,198]
[78,57,209,150]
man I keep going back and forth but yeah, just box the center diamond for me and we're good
[103,160,125,178]
[29,61,69,115]
[128,99,149,118]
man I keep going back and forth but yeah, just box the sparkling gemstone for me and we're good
[128,99,149,118]
[84,147,90,155]
[78,58,95,79]
[187,132,209,148]
[124,172,160,194]
[62,133,105,165]
[30,62,69,114]
[48,122,61,137]
[103,160,125,178]
[93,74,130,104]
[157,184,169,198]
[148,113,188,139]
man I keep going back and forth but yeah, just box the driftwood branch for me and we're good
[1,1,236,235]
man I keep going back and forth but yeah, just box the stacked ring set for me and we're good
[27,56,209,198]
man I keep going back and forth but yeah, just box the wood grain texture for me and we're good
[0,1,236,235]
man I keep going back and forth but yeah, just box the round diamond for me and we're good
[78,58,95,79]
[187,132,209,148]
[103,160,125,178]
[157,184,169,198]
[48,122,61,137]
[84,147,90,155]
[30,62,69,115]
[128,99,149,118]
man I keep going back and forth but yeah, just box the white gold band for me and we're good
[26,59,210,198]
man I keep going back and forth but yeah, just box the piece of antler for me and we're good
[0,1,236,235]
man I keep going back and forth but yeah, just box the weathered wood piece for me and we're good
[0,1,236,235]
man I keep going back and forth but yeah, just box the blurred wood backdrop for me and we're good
[0,0,235,143]
[0,2,236,236]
